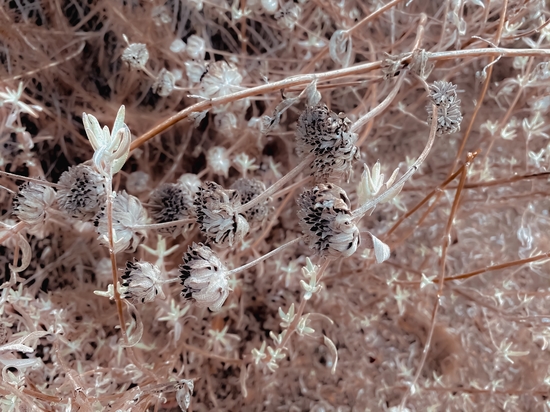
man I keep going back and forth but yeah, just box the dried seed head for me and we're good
[427,81,463,135]
[200,61,242,99]
[13,182,56,226]
[297,184,360,258]
[152,69,175,97]
[121,43,149,69]
[275,2,301,30]
[231,178,270,227]
[178,173,202,195]
[94,191,148,253]
[149,183,194,236]
[121,260,165,303]
[296,104,359,182]
[56,164,106,219]
[194,182,249,247]
[126,171,150,194]
[179,243,230,311]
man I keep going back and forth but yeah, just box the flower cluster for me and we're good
[56,164,106,220]
[296,104,359,182]
[149,183,194,236]
[194,182,249,247]
[179,243,230,311]
[297,184,360,258]
[426,81,463,135]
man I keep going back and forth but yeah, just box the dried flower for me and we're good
[194,182,249,247]
[121,260,165,303]
[231,178,270,227]
[186,35,206,60]
[179,243,230,311]
[149,183,194,236]
[296,104,359,182]
[427,81,463,135]
[126,171,150,194]
[329,30,353,68]
[56,164,106,219]
[13,182,56,226]
[121,43,149,69]
[206,146,231,178]
[297,184,360,258]
[82,105,131,176]
[200,61,243,99]
[178,173,202,195]
[94,191,148,253]
[275,2,301,30]
[152,69,175,97]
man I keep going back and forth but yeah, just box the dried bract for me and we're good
[194,182,249,247]
[426,81,463,135]
[56,164,106,219]
[94,191,148,253]
[179,243,230,311]
[297,184,360,258]
[121,260,165,303]
[296,104,359,182]
[231,178,270,227]
[121,43,149,69]
[149,183,194,236]
[13,182,55,226]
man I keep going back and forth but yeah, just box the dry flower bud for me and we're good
[13,182,56,226]
[121,43,149,69]
[179,243,230,311]
[275,2,301,30]
[152,69,175,97]
[149,183,194,236]
[427,81,463,135]
[121,260,165,303]
[186,35,206,60]
[297,184,360,258]
[94,191,148,253]
[296,104,359,182]
[329,30,353,68]
[207,146,231,178]
[231,178,270,227]
[178,173,202,195]
[194,182,249,247]
[126,171,150,194]
[56,164,106,219]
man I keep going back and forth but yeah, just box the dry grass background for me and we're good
[1,0,550,410]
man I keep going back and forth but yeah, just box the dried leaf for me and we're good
[323,335,338,374]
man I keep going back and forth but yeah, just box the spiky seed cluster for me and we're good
[296,104,359,182]
[13,182,56,226]
[297,184,360,258]
[149,183,194,236]
[179,243,230,311]
[427,81,463,135]
[121,260,165,303]
[194,182,249,247]
[94,191,148,253]
[231,178,270,227]
[56,165,106,219]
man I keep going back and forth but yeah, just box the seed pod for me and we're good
[57,164,106,220]
[231,178,270,228]
[149,183,194,237]
[426,81,463,135]
[121,260,165,304]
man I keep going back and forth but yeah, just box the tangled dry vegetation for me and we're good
[1,0,550,410]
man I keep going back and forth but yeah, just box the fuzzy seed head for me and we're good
[194,182,249,247]
[94,191,148,253]
[231,178,271,227]
[297,184,360,258]
[427,81,463,135]
[149,183,194,236]
[13,182,56,226]
[296,104,359,182]
[56,165,106,219]
[121,260,165,303]
[179,243,230,311]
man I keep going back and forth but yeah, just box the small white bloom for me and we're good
[82,105,131,176]
[13,182,56,227]
[200,61,243,99]
[170,39,186,53]
[186,35,206,60]
[121,43,149,69]
[207,146,231,178]
[152,69,175,97]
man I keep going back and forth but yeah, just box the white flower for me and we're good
[186,35,206,60]
[121,43,149,69]
[207,146,231,178]
[179,243,231,311]
[152,69,175,97]
[94,191,148,253]
[82,105,131,176]
[13,182,56,227]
